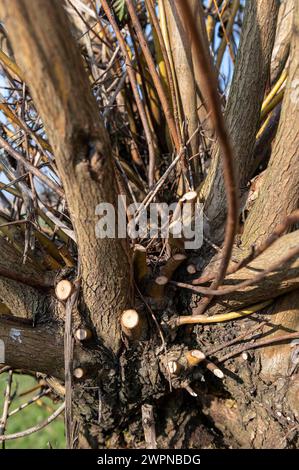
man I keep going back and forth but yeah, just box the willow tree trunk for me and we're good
[0,0,132,447]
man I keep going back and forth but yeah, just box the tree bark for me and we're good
[0,316,65,378]
[194,230,299,315]
[271,0,294,85]
[242,4,299,248]
[0,0,132,353]
[201,0,279,244]
[0,237,49,320]
[240,3,299,380]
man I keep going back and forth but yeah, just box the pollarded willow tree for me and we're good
[0,0,298,449]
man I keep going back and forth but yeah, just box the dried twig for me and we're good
[0,370,13,446]
[8,389,50,418]
[142,404,157,449]
[0,402,65,442]
[125,0,181,154]
[217,331,299,364]
[100,0,156,187]
[0,135,63,198]
[193,209,299,285]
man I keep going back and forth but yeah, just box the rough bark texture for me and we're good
[0,0,132,353]
[242,4,299,248]
[0,316,65,378]
[201,230,299,315]
[201,0,279,244]
[271,0,294,84]
[0,315,110,382]
[240,3,299,380]
[0,237,49,320]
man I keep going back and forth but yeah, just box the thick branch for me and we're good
[242,3,299,248]
[0,0,132,352]
[0,316,64,378]
[0,316,96,380]
[163,0,213,172]
[0,237,49,320]
[198,230,299,314]
[201,0,279,244]
[271,0,294,84]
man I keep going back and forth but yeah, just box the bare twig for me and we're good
[8,389,50,418]
[0,402,65,442]
[173,243,299,297]
[144,0,179,133]
[0,369,13,446]
[0,135,64,198]
[193,209,299,285]
[142,404,157,449]
[218,331,299,363]
[100,0,156,187]
[125,0,181,154]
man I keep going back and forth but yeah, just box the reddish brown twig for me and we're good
[217,331,299,363]
[0,135,63,198]
[193,209,299,285]
[100,0,156,187]
[175,1,238,315]
[172,243,299,297]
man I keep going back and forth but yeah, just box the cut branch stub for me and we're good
[121,309,144,341]
[73,367,85,379]
[185,350,206,368]
[205,360,224,379]
[55,280,74,301]
[133,244,149,283]
[160,253,187,280]
[186,263,197,275]
[147,275,168,301]
[167,360,182,376]
[75,328,92,342]
[168,191,198,255]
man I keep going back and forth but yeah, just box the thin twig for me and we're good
[0,369,13,446]
[135,125,201,222]
[217,331,299,363]
[0,402,65,442]
[193,209,299,285]
[125,0,181,154]
[8,389,50,418]
[172,243,299,297]
[144,0,180,134]
[213,0,235,64]
[0,135,64,198]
